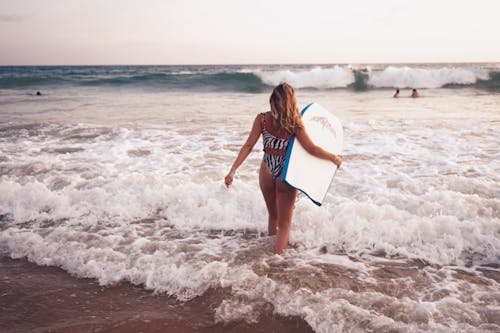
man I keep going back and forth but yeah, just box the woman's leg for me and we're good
[274,179,298,254]
[259,162,278,235]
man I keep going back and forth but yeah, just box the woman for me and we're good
[224,83,342,254]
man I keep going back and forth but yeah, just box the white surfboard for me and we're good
[281,103,343,206]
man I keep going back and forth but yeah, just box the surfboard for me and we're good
[281,103,343,206]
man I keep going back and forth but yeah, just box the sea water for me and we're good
[0,64,499,332]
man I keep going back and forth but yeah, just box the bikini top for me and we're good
[260,112,290,156]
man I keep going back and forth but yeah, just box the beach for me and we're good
[1,64,499,332]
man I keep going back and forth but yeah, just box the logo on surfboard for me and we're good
[309,116,337,138]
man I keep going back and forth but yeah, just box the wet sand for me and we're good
[0,257,313,333]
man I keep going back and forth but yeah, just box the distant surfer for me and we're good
[225,83,342,254]
[411,89,420,98]
[393,89,400,98]
[36,91,42,96]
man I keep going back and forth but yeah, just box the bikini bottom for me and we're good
[263,153,286,180]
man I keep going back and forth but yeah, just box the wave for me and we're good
[255,66,354,89]
[0,65,499,92]
[0,71,270,93]
[368,66,490,89]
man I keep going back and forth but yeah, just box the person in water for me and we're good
[224,83,342,254]
[393,89,400,98]
[411,88,420,98]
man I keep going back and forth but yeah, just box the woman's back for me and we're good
[261,111,291,180]
[261,112,291,150]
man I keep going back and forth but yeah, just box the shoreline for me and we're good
[0,256,313,333]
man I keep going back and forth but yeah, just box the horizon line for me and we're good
[0,60,499,67]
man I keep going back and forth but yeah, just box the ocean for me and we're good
[0,64,499,332]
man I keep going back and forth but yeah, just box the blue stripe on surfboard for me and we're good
[281,102,325,206]
[281,102,313,186]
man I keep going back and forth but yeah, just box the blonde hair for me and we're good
[269,82,303,134]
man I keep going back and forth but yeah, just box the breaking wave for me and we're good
[0,64,498,92]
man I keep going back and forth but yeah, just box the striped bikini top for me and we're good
[261,112,290,155]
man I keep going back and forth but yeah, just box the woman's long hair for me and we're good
[269,82,303,134]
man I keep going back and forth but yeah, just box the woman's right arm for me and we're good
[224,115,262,187]
[294,126,342,167]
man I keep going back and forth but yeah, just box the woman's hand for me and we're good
[225,171,235,187]
[224,114,262,189]
[331,154,342,168]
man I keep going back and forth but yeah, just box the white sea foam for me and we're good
[368,66,489,89]
[1,118,499,261]
[212,247,500,332]
[256,66,355,89]
[1,87,499,332]
[253,66,491,90]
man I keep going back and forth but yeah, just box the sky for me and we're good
[1,0,500,65]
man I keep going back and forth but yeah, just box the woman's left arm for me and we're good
[295,126,342,167]
[225,115,262,187]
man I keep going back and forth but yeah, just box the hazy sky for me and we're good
[1,0,499,65]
